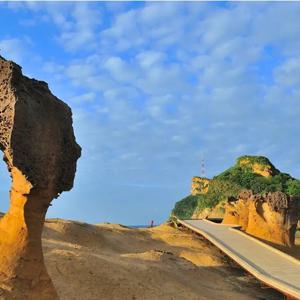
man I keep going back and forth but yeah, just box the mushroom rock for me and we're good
[223,190,300,247]
[0,56,81,299]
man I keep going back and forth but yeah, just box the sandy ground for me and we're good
[42,219,281,300]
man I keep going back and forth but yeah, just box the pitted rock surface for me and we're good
[223,190,300,247]
[0,56,81,299]
[0,56,80,194]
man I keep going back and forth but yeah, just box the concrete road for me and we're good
[178,219,300,299]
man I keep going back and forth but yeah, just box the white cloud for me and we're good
[136,51,165,69]
[3,2,300,223]
[11,2,102,52]
[0,38,24,63]
[274,58,300,87]
[104,56,137,83]
[59,3,102,52]
[70,92,96,104]
[66,62,95,80]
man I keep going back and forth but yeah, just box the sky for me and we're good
[0,2,300,225]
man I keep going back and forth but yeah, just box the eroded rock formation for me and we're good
[223,190,300,247]
[192,202,225,219]
[237,156,278,177]
[191,177,210,195]
[0,56,81,299]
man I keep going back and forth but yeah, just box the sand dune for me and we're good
[42,219,281,300]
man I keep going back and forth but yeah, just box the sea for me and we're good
[128,225,159,229]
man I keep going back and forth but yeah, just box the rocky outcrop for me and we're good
[191,177,210,195]
[223,190,300,247]
[0,56,81,299]
[192,202,225,219]
[237,156,278,177]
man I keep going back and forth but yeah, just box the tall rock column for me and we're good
[0,56,81,299]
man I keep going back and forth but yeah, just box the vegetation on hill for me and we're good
[172,155,300,219]
[236,155,277,169]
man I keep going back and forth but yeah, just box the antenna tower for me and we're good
[201,157,205,178]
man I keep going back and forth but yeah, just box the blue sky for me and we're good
[0,2,300,225]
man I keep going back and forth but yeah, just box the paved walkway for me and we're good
[177,219,300,299]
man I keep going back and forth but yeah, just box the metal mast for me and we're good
[201,157,205,178]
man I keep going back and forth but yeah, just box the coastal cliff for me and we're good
[223,190,300,246]
[191,177,210,195]
[172,155,300,222]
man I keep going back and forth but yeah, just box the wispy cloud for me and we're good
[0,38,25,63]
[1,2,300,224]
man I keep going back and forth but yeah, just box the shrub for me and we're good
[171,195,199,219]
[172,155,300,218]
[287,180,300,196]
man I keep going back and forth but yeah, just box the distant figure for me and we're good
[150,220,154,228]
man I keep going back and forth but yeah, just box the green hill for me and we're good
[172,155,300,219]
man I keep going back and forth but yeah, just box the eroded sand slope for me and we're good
[42,220,282,300]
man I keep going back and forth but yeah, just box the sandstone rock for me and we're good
[237,156,278,177]
[191,177,210,195]
[0,56,81,299]
[223,190,300,247]
[192,202,225,219]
